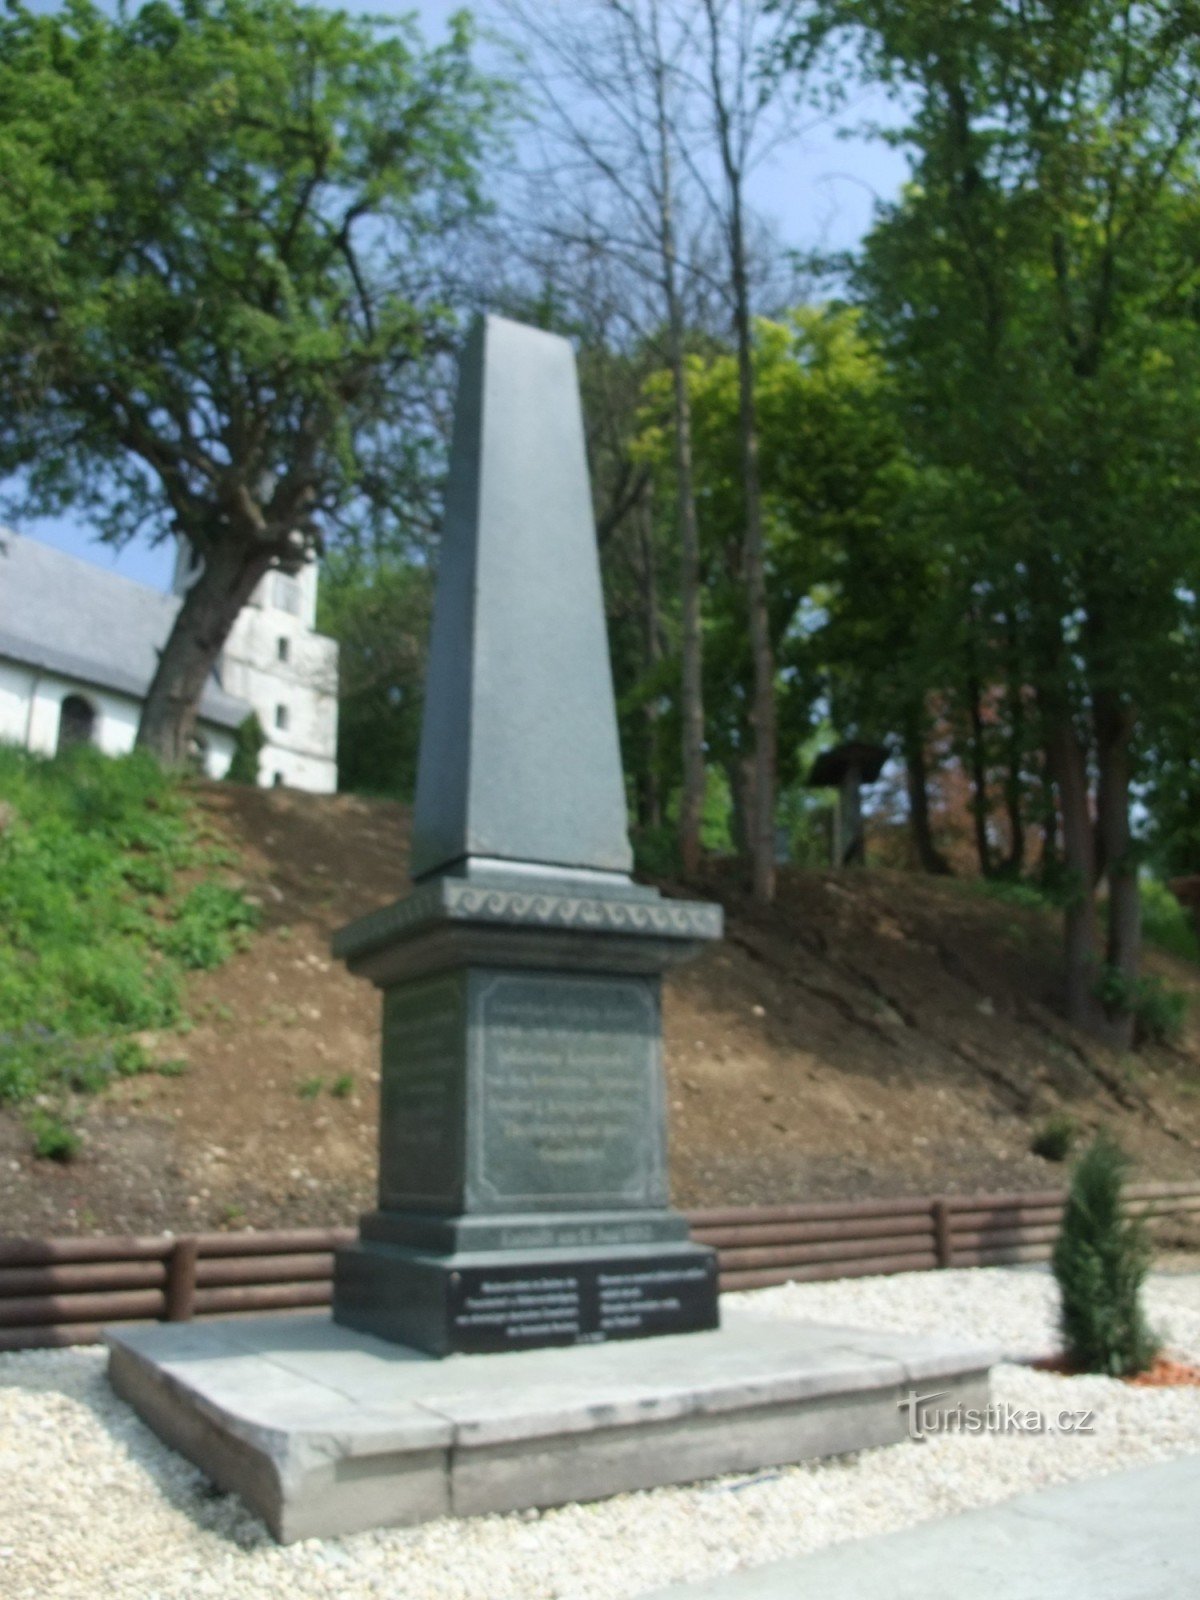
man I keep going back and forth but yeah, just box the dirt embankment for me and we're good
[3,783,1198,1238]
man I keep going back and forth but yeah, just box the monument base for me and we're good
[333,1237,719,1356]
[106,1310,999,1543]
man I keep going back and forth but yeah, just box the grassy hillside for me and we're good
[1,768,1198,1237]
[0,748,258,1156]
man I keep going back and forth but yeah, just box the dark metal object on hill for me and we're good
[807,741,888,867]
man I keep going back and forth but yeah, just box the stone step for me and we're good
[106,1309,996,1543]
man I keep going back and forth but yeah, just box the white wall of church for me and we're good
[258,741,338,792]
[0,658,234,777]
[0,661,35,748]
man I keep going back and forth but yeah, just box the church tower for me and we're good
[172,537,338,792]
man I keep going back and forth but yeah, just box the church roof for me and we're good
[0,530,250,730]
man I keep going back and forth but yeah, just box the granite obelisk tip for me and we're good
[410,314,633,883]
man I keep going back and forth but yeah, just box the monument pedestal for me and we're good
[334,1240,718,1357]
[331,870,722,1355]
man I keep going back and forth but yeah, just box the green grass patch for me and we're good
[27,1107,82,1163]
[1030,1111,1078,1163]
[969,876,1060,913]
[0,745,259,1115]
[962,874,1197,978]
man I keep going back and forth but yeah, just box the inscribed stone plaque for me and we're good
[447,1254,718,1352]
[379,973,465,1209]
[468,971,665,1211]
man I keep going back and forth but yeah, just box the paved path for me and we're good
[650,1454,1200,1599]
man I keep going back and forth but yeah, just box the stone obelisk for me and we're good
[331,315,722,1356]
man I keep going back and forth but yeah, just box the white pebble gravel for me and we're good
[2,1268,1199,1600]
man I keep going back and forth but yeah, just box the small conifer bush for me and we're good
[226,712,266,785]
[1052,1133,1159,1376]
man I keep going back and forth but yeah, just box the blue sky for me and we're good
[16,0,908,593]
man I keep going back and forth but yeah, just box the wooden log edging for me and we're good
[0,1188,1197,1350]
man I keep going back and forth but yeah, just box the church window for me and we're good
[57,694,96,753]
[275,703,289,731]
[277,636,289,663]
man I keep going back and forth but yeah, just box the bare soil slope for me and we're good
[3,783,1198,1237]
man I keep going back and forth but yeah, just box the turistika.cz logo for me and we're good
[900,1389,1096,1441]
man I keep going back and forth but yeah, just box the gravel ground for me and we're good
[2,1268,1199,1600]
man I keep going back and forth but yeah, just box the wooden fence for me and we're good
[2,1182,1198,1351]
[689,1180,1200,1291]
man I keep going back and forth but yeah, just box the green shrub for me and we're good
[27,1109,82,1163]
[1031,1112,1077,1163]
[329,1072,354,1099]
[1052,1133,1159,1376]
[297,1075,324,1100]
[975,877,1061,912]
[1095,965,1187,1045]
[161,881,260,970]
[0,1028,156,1103]
[1140,878,1200,963]
[226,712,267,786]
[631,824,680,880]
[1134,975,1188,1044]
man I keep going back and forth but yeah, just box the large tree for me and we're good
[635,306,903,852]
[793,0,1200,1041]
[498,0,716,878]
[0,0,501,761]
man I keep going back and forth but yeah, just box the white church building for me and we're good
[0,528,338,792]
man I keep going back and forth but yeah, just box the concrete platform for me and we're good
[106,1311,996,1543]
[646,1453,1200,1599]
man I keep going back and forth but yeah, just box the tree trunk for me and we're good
[651,25,706,882]
[1044,712,1107,1035]
[672,333,706,878]
[1002,747,1027,877]
[903,709,952,875]
[703,0,776,903]
[1001,613,1027,876]
[737,327,777,904]
[639,500,664,833]
[723,192,775,903]
[965,673,994,877]
[1037,754,1059,880]
[725,752,754,863]
[1095,686,1139,1047]
[137,540,274,763]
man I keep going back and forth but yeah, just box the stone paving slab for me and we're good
[107,1310,997,1543]
[647,1453,1200,1600]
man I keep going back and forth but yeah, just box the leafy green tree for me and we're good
[785,0,1200,1039]
[635,307,903,859]
[1141,616,1200,880]
[318,552,432,800]
[0,0,502,763]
